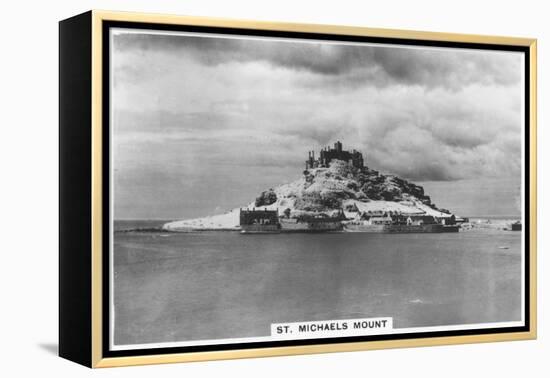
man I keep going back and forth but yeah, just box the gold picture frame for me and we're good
[59,10,537,368]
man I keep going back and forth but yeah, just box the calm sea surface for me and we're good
[113,221,522,346]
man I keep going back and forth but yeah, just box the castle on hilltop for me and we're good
[305,141,364,170]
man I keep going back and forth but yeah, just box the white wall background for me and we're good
[0,0,546,376]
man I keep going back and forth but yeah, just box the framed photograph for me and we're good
[59,10,537,368]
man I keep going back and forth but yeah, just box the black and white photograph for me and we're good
[109,27,526,351]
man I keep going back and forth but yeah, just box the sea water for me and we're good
[112,222,522,346]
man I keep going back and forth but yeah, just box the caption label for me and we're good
[271,317,393,339]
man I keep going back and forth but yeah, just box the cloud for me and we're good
[113,31,522,91]
[342,84,522,181]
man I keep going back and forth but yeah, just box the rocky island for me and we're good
[163,142,459,232]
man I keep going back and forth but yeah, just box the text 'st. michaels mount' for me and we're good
[163,141,458,232]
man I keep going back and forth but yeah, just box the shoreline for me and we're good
[114,220,522,234]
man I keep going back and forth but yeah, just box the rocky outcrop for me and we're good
[255,189,278,207]
[295,160,437,211]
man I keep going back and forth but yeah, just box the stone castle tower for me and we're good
[305,141,364,170]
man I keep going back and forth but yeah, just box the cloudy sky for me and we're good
[111,29,524,220]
